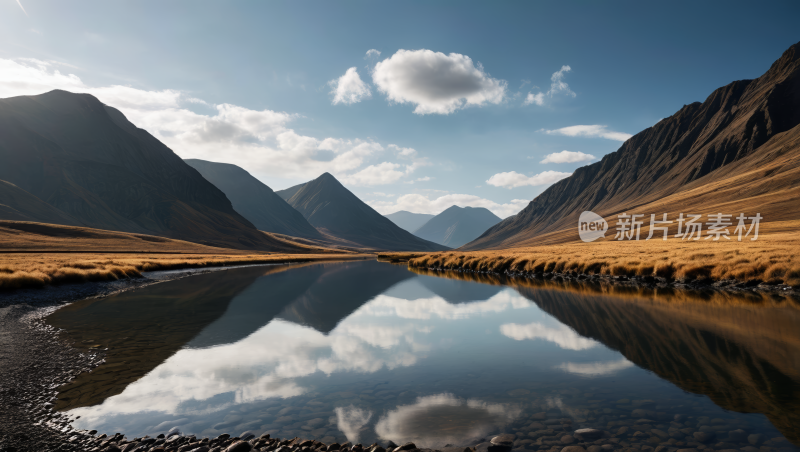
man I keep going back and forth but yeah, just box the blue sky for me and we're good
[1,0,798,217]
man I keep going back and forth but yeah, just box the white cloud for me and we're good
[365,49,381,58]
[556,359,634,376]
[389,144,417,158]
[524,65,575,106]
[0,57,422,183]
[524,92,545,106]
[361,291,530,320]
[500,322,598,350]
[372,49,506,115]
[374,393,521,448]
[540,150,595,164]
[486,170,571,189]
[544,124,632,142]
[334,406,372,443]
[341,162,406,186]
[368,193,528,218]
[329,67,371,105]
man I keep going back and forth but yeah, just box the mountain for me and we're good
[280,172,448,251]
[275,182,307,201]
[413,205,501,248]
[0,180,82,226]
[465,42,800,249]
[385,210,435,233]
[0,90,300,252]
[184,159,322,239]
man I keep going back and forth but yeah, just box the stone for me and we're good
[632,410,657,419]
[240,432,256,441]
[651,430,669,440]
[748,435,764,446]
[492,435,516,447]
[692,432,714,443]
[226,441,253,452]
[189,448,210,452]
[397,444,417,451]
[168,427,182,437]
[561,436,575,445]
[574,429,603,440]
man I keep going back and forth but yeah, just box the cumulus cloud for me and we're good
[335,406,372,443]
[500,322,598,350]
[486,170,571,189]
[340,162,406,186]
[556,359,634,377]
[524,65,575,106]
[365,49,381,58]
[0,58,420,183]
[389,144,417,158]
[544,125,632,142]
[329,67,371,105]
[524,92,545,106]
[368,193,528,218]
[374,393,521,448]
[540,150,595,164]
[372,49,506,115]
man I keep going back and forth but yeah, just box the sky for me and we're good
[0,1,798,218]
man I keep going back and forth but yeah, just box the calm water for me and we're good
[47,260,800,449]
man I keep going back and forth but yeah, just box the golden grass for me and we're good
[0,253,370,291]
[381,230,800,287]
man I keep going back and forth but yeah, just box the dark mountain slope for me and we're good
[0,90,300,251]
[413,205,500,248]
[283,173,448,251]
[184,159,322,239]
[466,42,800,249]
[385,210,435,233]
[0,180,82,226]
[276,182,307,201]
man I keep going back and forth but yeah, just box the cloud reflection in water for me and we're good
[374,393,521,448]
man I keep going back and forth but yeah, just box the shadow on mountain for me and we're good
[512,285,800,445]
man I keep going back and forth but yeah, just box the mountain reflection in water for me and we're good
[47,261,800,447]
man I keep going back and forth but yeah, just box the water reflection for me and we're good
[47,261,800,448]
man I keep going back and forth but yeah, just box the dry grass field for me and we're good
[0,220,368,290]
[381,225,800,287]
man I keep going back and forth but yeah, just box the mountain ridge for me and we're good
[413,205,501,248]
[0,90,303,252]
[465,41,800,249]
[385,210,435,233]
[184,159,322,239]
[282,172,448,251]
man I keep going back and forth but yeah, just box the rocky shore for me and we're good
[0,265,280,452]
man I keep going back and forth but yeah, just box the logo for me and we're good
[579,211,608,242]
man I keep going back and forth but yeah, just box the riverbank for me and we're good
[379,233,800,293]
[0,260,369,452]
[0,252,368,292]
